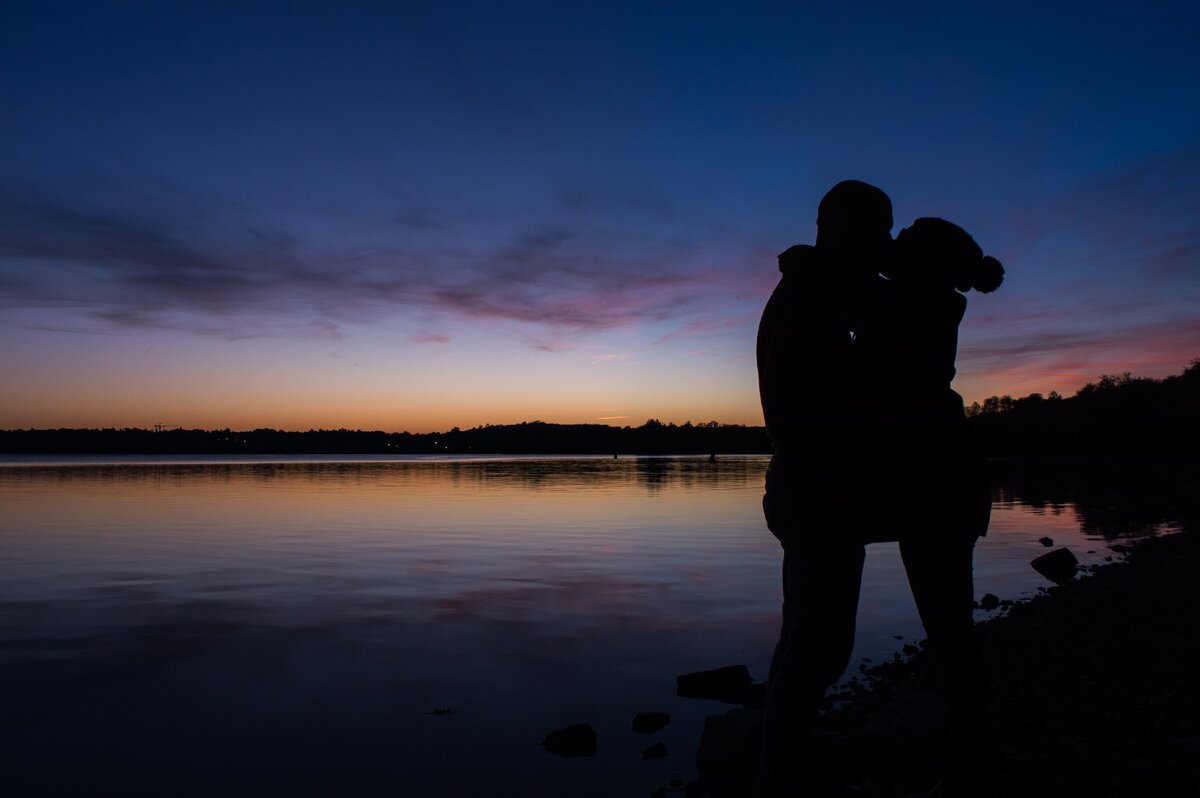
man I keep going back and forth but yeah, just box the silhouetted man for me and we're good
[755,180,893,795]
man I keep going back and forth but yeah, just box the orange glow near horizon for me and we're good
[0,359,767,433]
[6,359,1195,433]
[3,309,1195,433]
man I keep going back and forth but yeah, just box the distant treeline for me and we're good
[0,420,771,456]
[967,358,1200,458]
[4,360,1197,458]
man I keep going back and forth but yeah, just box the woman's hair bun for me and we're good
[971,255,1005,293]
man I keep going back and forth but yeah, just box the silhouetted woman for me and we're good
[857,217,1004,796]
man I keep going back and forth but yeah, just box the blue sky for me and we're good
[2,1,1198,430]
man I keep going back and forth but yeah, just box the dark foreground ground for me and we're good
[726,527,1200,797]
[696,525,1200,792]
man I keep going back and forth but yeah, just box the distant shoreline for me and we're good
[0,422,772,457]
[4,352,1198,462]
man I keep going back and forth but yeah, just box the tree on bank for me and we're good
[0,419,770,456]
[967,358,1200,458]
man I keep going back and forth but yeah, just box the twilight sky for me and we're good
[2,1,1199,432]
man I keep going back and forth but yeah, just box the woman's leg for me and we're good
[899,532,988,795]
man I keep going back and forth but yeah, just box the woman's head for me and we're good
[890,217,1004,293]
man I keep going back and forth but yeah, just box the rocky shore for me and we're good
[689,527,1200,797]
[807,527,1200,797]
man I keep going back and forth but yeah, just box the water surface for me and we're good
[0,456,1176,795]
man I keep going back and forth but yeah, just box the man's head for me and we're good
[814,180,893,274]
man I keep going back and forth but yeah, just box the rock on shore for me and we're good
[1030,546,1078,582]
[539,723,597,757]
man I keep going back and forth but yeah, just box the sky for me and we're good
[2,1,1198,432]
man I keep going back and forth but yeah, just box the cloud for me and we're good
[1014,148,1200,281]
[0,187,752,343]
[951,145,1200,391]
[957,312,1200,393]
[653,312,759,345]
[555,180,678,225]
[589,352,630,364]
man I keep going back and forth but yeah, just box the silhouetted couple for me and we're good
[756,180,1004,797]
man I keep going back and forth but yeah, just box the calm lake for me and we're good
[0,456,1181,795]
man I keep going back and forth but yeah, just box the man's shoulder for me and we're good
[777,244,820,276]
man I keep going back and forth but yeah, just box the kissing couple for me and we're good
[756,180,1004,797]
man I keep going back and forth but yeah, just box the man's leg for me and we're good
[899,533,988,795]
[757,536,866,796]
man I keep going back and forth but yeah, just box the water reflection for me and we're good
[0,454,768,488]
[989,459,1194,540]
[0,456,1189,796]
